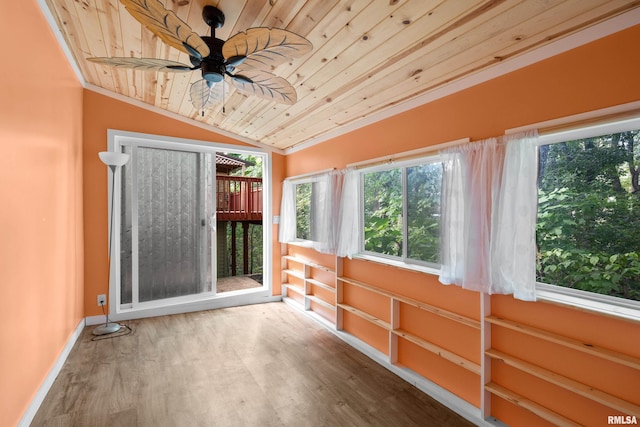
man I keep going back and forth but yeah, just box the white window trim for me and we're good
[534,114,640,323]
[536,283,640,323]
[358,155,444,267]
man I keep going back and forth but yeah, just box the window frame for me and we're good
[535,115,640,321]
[356,155,443,271]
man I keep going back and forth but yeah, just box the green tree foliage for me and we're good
[296,182,312,240]
[407,164,442,263]
[362,164,442,262]
[537,131,640,301]
[227,153,263,178]
[363,169,403,256]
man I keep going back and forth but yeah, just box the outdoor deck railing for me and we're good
[216,176,263,221]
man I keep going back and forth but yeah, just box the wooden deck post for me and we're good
[243,222,249,274]
[231,221,237,276]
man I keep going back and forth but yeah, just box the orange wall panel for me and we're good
[342,284,390,324]
[492,294,640,359]
[309,301,335,324]
[310,267,334,287]
[397,338,480,407]
[310,285,334,306]
[492,362,621,426]
[399,303,480,365]
[342,311,389,355]
[0,2,84,426]
[492,326,640,405]
[286,244,336,269]
[343,258,480,321]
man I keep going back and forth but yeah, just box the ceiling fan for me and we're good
[88,0,313,111]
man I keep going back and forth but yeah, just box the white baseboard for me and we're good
[18,318,85,427]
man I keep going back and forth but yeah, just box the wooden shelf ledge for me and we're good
[394,328,481,374]
[282,283,305,297]
[485,316,640,370]
[307,278,335,292]
[486,382,581,426]
[338,276,480,329]
[486,348,640,415]
[307,295,336,311]
[282,269,305,281]
[337,303,391,330]
[283,255,335,273]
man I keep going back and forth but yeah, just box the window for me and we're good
[280,171,341,254]
[537,125,640,302]
[361,159,442,265]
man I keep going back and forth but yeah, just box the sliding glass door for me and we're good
[108,131,270,316]
[119,145,216,308]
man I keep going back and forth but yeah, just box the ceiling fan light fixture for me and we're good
[202,62,225,83]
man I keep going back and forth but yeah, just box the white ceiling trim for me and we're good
[285,7,640,155]
[37,0,86,86]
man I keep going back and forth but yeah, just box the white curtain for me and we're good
[336,168,361,258]
[439,138,503,292]
[312,170,344,254]
[490,131,539,301]
[278,179,296,243]
[439,132,538,300]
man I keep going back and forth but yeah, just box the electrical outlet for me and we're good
[97,294,107,306]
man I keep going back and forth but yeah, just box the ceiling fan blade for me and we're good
[222,28,312,72]
[87,57,193,72]
[229,74,253,84]
[190,79,228,110]
[225,55,247,68]
[120,0,210,59]
[229,70,297,105]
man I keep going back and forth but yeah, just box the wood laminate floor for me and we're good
[32,302,475,427]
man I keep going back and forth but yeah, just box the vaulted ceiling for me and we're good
[43,0,640,152]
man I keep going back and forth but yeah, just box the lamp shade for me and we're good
[99,151,130,167]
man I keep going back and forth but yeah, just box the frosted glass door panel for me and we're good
[120,146,214,305]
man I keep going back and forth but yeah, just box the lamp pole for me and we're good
[93,151,130,336]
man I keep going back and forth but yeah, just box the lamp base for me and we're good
[92,322,122,336]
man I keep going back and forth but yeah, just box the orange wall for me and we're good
[271,152,286,295]
[0,2,84,426]
[82,91,270,316]
[283,24,640,425]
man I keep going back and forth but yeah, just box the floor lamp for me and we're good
[93,151,130,336]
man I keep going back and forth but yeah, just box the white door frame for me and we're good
[105,129,275,321]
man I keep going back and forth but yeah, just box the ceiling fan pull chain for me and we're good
[223,81,226,114]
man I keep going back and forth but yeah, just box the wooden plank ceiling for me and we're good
[43,0,639,151]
